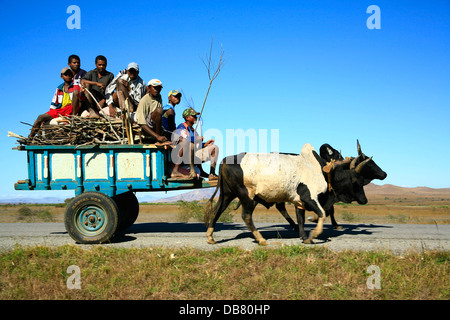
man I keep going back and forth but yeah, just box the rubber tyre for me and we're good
[113,191,140,231]
[65,192,119,244]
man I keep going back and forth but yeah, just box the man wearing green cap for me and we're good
[174,107,218,180]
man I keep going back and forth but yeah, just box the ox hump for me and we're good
[239,149,327,204]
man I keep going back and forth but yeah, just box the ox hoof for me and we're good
[334,226,343,231]
[303,238,314,244]
[258,239,269,246]
[207,238,216,244]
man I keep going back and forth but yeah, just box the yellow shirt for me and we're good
[61,91,72,108]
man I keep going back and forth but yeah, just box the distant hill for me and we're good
[364,184,450,196]
[0,197,65,204]
[150,183,450,203]
[150,188,217,203]
[2,184,449,204]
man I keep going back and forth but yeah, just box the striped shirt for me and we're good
[50,83,81,109]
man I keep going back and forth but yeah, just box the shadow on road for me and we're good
[110,222,392,245]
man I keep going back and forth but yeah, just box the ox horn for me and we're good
[357,139,362,156]
[335,157,352,167]
[355,157,373,174]
[349,156,359,170]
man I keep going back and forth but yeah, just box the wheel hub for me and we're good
[78,206,105,233]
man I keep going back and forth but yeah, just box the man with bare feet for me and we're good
[135,79,170,144]
[104,62,146,117]
[80,55,114,117]
[173,108,219,180]
[28,68,80,138]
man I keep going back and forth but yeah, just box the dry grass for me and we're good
[1,192,449,225]
[0,245,448,300]
[0,193,448,300]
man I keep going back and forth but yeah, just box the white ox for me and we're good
[205,143,367,245]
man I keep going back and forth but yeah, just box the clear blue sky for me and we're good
[0,0,449,201]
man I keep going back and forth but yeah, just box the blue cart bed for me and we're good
[14,144,217,244]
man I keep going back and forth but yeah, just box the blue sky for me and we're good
[0,0,449,201]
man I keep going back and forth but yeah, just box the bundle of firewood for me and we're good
[9,116,141,146]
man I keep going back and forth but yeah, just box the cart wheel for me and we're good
[65,192,119,244]
[113,191,140,231]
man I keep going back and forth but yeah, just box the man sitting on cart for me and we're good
[104,62,146,118]
[172,108,219,180]
[135,79,170,144]
[28,67,80,138]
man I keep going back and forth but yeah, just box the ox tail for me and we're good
[204,165,222,226]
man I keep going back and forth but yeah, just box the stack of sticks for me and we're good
[11,115,142,146]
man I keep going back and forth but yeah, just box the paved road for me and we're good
[0,222,448,254]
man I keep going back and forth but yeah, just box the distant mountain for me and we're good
[149,183,450,203]
[364,183,450,196]
[2,184,449,204]
[150,188,218,203]
[0,197,65,204]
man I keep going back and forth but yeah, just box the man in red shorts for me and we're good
[28,67,80,138]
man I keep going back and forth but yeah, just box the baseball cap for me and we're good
[168,90,182,97]
[148,79,163,87]
[182,107,200,119]
[127,62,139,71]
[61,67,73,75]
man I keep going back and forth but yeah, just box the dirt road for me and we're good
[0,222,448,254]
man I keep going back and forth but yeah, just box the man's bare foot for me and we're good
[88,108,100,118]
[109,105,117,117]
[154,141,173,146]
[170,171,190,179]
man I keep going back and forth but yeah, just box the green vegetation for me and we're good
[0,245,447,300]
[17,206,54,222]
[176,200,236,223]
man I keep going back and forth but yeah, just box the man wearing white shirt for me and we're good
[104,62,146,117]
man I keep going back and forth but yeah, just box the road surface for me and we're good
[0,222,448,254]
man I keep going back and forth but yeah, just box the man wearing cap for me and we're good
[104,62,146,117]
[135,79,168,143]
[174,107,219,180]
[162,90,182,133]
[28,68,80,138]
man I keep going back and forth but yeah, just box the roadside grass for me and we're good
[1,197,449,225]
[0,245,448,300]
[176,200,236,223]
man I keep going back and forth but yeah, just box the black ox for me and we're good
[276,140,387,233]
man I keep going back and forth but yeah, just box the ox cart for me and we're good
[14,144,217,244]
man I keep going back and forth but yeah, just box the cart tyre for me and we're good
[113,191,140,231]
[65,192,119,244]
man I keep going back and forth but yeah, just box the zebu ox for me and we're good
[312,140,387,229]
[274,140,387,232]
[204,143,369,245]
